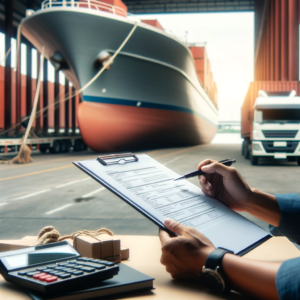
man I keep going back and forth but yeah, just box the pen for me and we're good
[173,158,236,181]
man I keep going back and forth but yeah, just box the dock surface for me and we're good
[1,144,300,239]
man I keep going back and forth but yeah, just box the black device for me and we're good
[0,241,119,293]
[201,248,234,293]
[173,158,236,181]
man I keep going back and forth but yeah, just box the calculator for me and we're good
[0,241,119,293]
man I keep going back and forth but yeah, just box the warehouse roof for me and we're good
[0,0,256,31]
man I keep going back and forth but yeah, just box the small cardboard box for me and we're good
[121,247,129,260]
[74,234,121,263]
[0,236,129,262]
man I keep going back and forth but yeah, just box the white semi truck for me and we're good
[242,90,300,165]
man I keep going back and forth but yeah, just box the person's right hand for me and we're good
[198,159,252,212]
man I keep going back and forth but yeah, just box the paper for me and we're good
[77,154,269,254]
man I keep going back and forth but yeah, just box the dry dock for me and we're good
[1,144,300,240]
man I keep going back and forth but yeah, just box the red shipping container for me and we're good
[141,20,164,31]
[213,82,218,103]
[60,83,65,129]
[0,66,4,129]
[241,81,299,139]
[100,0,127,16]
[21,73,26,119]
[69,86,72,130]
[76,94,80,128]
[194,58,204,72]
[189,47,206,59]
[31,78,36,128]
[197,71,204,85]
[48,81,54,129]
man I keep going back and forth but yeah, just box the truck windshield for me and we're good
[254,109,300,123]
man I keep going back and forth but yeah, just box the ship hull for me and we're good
[78,101,216,152]
[21,7,218,152]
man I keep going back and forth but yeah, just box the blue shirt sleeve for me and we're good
[276,257,300,300]
[269,194,300,244]
[268,194,300,299]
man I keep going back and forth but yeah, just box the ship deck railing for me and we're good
[41,0,127,17]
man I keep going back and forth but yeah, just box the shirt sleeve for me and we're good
[269,194,300,244]
[276,257,300,300]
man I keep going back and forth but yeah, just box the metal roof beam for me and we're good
[123,0,255,14]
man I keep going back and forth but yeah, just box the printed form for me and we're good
[78,154,269,254]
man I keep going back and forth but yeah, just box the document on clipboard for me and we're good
[73,154,270,255]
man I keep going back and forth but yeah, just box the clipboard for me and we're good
[73,153,271,255]
[73,153,176,237]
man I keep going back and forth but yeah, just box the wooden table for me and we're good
[0,235,299,299]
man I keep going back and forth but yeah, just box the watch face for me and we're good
[201,269,225,293]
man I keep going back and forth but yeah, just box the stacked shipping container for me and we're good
[241,0,300,140]
[0,65,80,134]
[190,46,218,108]
[141,19,164,31]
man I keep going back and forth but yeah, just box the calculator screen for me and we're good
[3,245,77,269]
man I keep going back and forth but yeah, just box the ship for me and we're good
[20,0,218,152]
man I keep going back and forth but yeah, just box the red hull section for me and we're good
[78,101,217,152]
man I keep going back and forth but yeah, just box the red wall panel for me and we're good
[48,82,54,128]
[0,66,4,129]
[255,0,299,82]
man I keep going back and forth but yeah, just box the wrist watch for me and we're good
[201,248,234,293]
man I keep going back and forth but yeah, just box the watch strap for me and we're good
[205,248,234,270]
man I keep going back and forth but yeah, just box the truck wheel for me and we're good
[241,141,245,156]
[74,139,80,152]
[50,140,61,154]
[250,150,259,165]
[65,140,71,153]
[297,157,300,166]
[244,140,250,159]
[60,140,67,153]
[39,144,48,153]
[80,140,88,151]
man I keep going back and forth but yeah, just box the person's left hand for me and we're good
[159,219,215,280]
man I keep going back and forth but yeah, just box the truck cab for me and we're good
[243,90,300,165]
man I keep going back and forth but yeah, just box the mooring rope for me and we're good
[0,22,138,138]
[22,46,45,145]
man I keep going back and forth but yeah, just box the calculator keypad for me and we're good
[16,258,114,285]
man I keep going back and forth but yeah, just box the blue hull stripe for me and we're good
[84,95,195,114]
[83,95,217,127]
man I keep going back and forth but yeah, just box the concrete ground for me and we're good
[1,143,300,240]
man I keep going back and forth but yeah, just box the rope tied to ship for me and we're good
[37,226,118,263]
[1,21,139,163]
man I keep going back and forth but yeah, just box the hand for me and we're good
[198,159,252,212]
[159,218,215,280]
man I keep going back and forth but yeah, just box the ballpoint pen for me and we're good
[173,158,236,181]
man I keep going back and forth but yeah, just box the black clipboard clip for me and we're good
[97,153,139,166]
